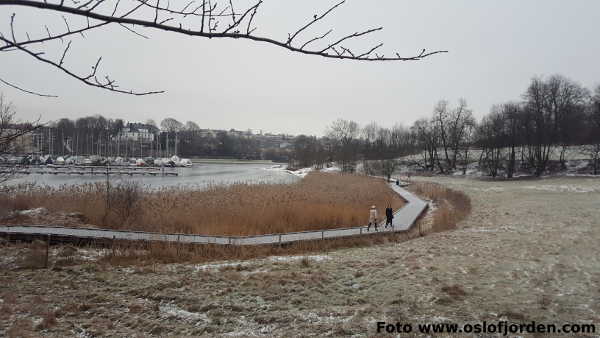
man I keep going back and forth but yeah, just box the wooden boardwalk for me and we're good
[0,181,428,246]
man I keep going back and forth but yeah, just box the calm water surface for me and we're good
[9,164,298,189]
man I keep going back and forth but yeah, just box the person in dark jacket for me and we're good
[385,204,394,228]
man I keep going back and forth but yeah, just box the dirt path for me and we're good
[1,177,599,336]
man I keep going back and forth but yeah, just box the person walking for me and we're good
[385,205,394,229]
[367,205,378,232]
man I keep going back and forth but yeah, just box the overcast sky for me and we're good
[2,0,599,135]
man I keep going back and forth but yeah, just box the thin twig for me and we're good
[0,77,58,97]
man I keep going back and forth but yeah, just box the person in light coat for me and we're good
[367,205,379,232]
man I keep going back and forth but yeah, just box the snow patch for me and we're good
[285,167,314,178]
[321,166,341,173]
[15,207,48,216]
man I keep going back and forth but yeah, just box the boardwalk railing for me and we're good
[0,181,429,246]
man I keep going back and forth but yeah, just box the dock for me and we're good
[0,165,178,177]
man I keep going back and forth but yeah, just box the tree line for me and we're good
[30,116,269,160]
[291,75,600,177]
[476,75,599,177]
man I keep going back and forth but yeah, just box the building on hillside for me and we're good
[116,123,155,142]
[198,129,217,138]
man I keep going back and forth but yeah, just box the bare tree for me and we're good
[447,99,474,171]
[431,100,450,173]
[160,117,183,156]
[326,118,359,172]
[0,93,39,183]
[545,75,589,168]
[184,121,200,131]
[583,85,600,175]
[476,107,506,178]
[428,99,474,173]
[0,0,447,97]
[411,117,439,171]
[520,76,589,176]
[500,102,522,178]
[522,77,554,176]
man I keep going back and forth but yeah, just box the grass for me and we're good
[0,172,404,236]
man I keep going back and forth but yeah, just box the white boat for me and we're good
[179,158,193,167]
[170,155,181,166]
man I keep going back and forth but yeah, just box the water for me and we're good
[8,163,298,189]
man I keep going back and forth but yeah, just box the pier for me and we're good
[0,165,178,177]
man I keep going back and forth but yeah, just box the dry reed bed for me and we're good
[0,173,404,236]
[4,182,472,267]
[409,182,472,233]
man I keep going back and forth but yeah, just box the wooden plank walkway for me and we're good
[0,181,428,246]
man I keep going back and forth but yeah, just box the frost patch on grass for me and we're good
[0,253,18,269]
[159,303,209,323]
[269,255,330,263]
[77,248,105,261]
[193,254,330,272]
[471,187,505,192]
[72,326,93,338]
[301,311,353,324]
[194,261,251,272]
[462,224,532,233]
[523,185,597,193]
[222,316,275,336]
[240,269,269,276]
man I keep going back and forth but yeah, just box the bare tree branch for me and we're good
[300,29,332,49]
[2,0,446,61]
[287,0,343,45]
[118,22,149,39]
[0,0,448,97]
[0,36,163,95]
[0,77,58,97]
